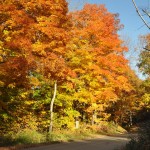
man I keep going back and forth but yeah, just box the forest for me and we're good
[0,0,150,148]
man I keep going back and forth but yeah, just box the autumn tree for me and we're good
[0,0,142,135]
[136,34,150,121]
[66,4,135,125]
[0,0,73,133]
[138,34,150,76]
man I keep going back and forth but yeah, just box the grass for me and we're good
[0,121,127,149]
[0,129,45,146]
[83,121,127,136]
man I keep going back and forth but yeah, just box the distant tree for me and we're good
[136,34,150,122]
[138,35,150,76]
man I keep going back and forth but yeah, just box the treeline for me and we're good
[0,0,149,134]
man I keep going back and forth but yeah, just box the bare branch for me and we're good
[142,9,150,18]
[143,47,150,51]
[132,0,150,29]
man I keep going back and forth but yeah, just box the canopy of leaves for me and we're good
[0,1,144,134]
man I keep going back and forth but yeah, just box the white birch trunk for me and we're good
[49,81,57,132]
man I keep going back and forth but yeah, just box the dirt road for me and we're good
[25,134,130,150]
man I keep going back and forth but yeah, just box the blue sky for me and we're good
[68,0,150,79]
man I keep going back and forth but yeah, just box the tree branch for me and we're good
[142,9,150,18]
[143,47,150,51]
[132,0,150,29]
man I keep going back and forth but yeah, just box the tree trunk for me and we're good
[49,81,57,133]
[75,117,79,129]
[129,111,133,126]
[91,111,96,126]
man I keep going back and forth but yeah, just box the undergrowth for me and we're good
[119,121,150,150]
[0,121,127,147]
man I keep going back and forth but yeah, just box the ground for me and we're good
[24,134,131,150]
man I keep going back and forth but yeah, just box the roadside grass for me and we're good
[0,121,127,148]
[0,129,46,146]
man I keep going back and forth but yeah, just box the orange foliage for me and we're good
[67,4,135,121]
[0,0,72,85]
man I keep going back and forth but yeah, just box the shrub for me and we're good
[46,132,68,142]
[15,129,45,144]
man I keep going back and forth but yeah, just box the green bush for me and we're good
[15,129,46,144]
[46,132,69,142]
[46,128,91,142]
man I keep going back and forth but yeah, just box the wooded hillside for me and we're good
[0,0,149,138]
